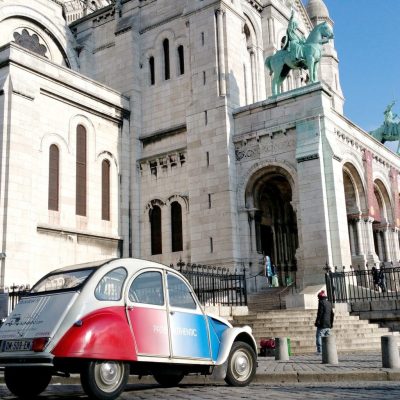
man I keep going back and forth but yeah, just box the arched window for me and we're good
[76,124,87,216]
[163,39,170,80]
[177,45,184,75]
[149,56,155,85]
[171,202,183,252]
[150,205,162,255]
[48,144,59,211]
[102,159,110,221]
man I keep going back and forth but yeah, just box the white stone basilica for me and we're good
[0,0,399,298]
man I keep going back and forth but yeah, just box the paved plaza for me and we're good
[1,382,400,400]
[1,352,400,399]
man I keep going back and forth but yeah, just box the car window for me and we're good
[31,268,95,293]
[167,274,197,310]
[129,271,164,306]
[95,267,127,301]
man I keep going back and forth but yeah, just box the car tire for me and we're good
[5,366,52,398]
[153,370,185,387]
[224,341,256,387]
[80,360,129,400]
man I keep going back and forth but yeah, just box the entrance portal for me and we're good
[248,169,298,286]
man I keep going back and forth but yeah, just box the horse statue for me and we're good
[265,21,334,96]
[370,101,400,154]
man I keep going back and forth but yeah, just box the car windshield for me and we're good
[31,268,95,293]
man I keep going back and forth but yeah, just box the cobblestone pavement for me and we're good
[1,382,400,400]
[257,353,383,372]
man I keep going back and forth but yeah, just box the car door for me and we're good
[166,272,211,360]
[126,269,170,358]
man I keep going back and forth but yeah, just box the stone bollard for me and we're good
[275,337,289,361]
[322,335,338,365]
[381,335,400,368]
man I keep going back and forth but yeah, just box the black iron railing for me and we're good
[324,263,400,303]
[171,261,247,307]
[0,285,30,319]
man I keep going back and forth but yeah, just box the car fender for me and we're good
[51,307,136,361]
[215,325,257,366]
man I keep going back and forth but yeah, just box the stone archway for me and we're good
[372,180,393,263]
[342,163,369,266]
[246,167,298,286]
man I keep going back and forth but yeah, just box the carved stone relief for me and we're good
[235,130,296,162]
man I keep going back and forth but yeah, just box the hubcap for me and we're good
[232,350,251,381]
[95,361,123,392]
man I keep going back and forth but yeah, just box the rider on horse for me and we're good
[283,10,306,62]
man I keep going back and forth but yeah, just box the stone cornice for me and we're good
[246,0,263,12]
[37,224,121,242]
[334,128,399,173]
[140,124,186,143]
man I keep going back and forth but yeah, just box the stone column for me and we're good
[356,217,364,255]
[216,9,226,96]
[250,50,256,103]
[267,18,272,44]
[247,209,258,254]
[366,218,375,253]
[383,226,391,262]
[375,230,383,261]
[348,221,355,256]
[392,227,400,265]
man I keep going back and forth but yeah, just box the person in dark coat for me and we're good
[371,266,380,291]
[378,264,387,293]
[314,290,334,354]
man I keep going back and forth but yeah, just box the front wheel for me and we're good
[80,360,129,400]
[224,341,257,387]
[5,367,52,398]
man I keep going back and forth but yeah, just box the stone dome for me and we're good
[306,0,330,20]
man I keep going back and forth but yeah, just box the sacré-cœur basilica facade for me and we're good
[0,0,399,305]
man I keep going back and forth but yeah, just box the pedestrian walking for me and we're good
[378,264,387,293]
[371,266,380,291]
[314,290,334,354]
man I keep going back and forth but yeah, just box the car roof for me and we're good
[51,258,117,273]
[51,258,176,275]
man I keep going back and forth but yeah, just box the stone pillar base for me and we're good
[285,285,325,309]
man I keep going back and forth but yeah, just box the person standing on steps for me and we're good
[264,255,273,287]
[314,290,334,354]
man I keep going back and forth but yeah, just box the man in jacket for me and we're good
[315,290,334,354]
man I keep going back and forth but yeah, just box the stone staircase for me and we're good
[233,287,399,354]
[246,286,291,311]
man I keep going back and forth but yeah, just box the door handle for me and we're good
[170,311,175,315]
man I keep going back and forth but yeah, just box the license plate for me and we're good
[2,340,33,352]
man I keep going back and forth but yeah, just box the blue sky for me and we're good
[314,0,400,134]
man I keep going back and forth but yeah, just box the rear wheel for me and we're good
[5,367,52,398]
[224,341,256,387]
[153,370,185,387]
[80,360,129,400]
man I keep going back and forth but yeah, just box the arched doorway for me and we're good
[372,180,393,262]
[342,163,368,266]
[247,168,298,285]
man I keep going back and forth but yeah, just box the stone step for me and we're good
[288,337,395,347]
[240,287,400,354]
[251,327,392,336]
[235,311,358,318]
[239,321,379,330]
[240,315,363,322]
